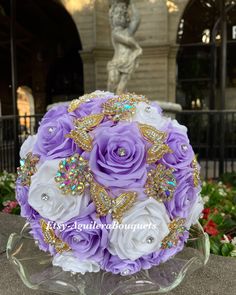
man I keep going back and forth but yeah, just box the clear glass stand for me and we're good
[6,222,209,295]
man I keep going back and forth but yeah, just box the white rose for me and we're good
[108,199,170,260]
[169,119,188,134]
[28,159,89,223]
[132,102,170,130]
[20,135,37,158]
[52,251,100,274]
[93,90,115,97]
[231,237,236,246]
[185,195,204,229]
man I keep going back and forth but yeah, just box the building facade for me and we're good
[0,0,236,115]
[60,0,188,103]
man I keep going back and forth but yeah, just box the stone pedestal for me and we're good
[155,100,182,118]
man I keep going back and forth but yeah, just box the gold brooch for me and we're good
[40,219,70,253]
[103,93,149,121]
[139,124,172,164]
[17,152,40,186]
[66,113,104,151]
[68,91,106,112]
[90,181,137,222]
[145,164,176,202]
[191,156,201,187]
[55,154,93,196]
[161,218,186,249]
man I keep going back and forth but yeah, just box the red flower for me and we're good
[202,208,211,220]
[204,220,219,236]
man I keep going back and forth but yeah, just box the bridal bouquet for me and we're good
[16,91,203,276]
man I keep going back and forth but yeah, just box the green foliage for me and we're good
[200,175,236,257]
[0,171,20,214]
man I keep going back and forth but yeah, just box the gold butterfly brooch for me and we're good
[139,124,172,164]
[66,113,104,152]
[90,182,137,222]
[40,219,70,253]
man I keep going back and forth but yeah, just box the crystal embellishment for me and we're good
[48,127,55,133]
[145,164,176,202]
[146,236,155,244]
[118,148,126,157]
[121,269,130,276]
[41,193,49,201]
[161,218,186,249]
[144,106,151,113]
[181,144,188,152]
[103,93,149,121]
[17,152,40,186]
[55,154,93,196]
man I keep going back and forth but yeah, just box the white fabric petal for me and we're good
[108,198,170,260]
[185,195,204,229]
[132,102,170,130]
[20,135,37,158]
[28,159,89,223]
[169,119,188,134]
[52,252,100,274]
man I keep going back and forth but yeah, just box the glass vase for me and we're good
[6,222,209,295]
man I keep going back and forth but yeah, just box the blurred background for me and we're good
[0,0,235,179]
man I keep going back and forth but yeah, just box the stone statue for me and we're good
[107,0,142,94]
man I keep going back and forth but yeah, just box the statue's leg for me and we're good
[116,73,130,95]
[107,67,120,93]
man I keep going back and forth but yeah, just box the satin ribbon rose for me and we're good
[28,159,89,223]
[89,121,147,190]
[108,199,170,260]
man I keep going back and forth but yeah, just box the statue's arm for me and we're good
[128,0,141,35]
[113,31,140,48]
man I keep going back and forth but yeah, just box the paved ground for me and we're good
[0,212,236,295]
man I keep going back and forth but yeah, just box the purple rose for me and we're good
[161,128,194,169]
[165,168,200,219]
[33,112,80,160]
[140,231,188,269]
[73,91,115,118]
[89,122,147,190]
[158,231,188,264]
[58,212,108,263]
[16,180,38,220]
[42,105,69,122]
[102,252,142,275]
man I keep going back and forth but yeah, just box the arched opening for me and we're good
[0,0,83,115]
[17,86,35,134]
[176,0,236,110]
